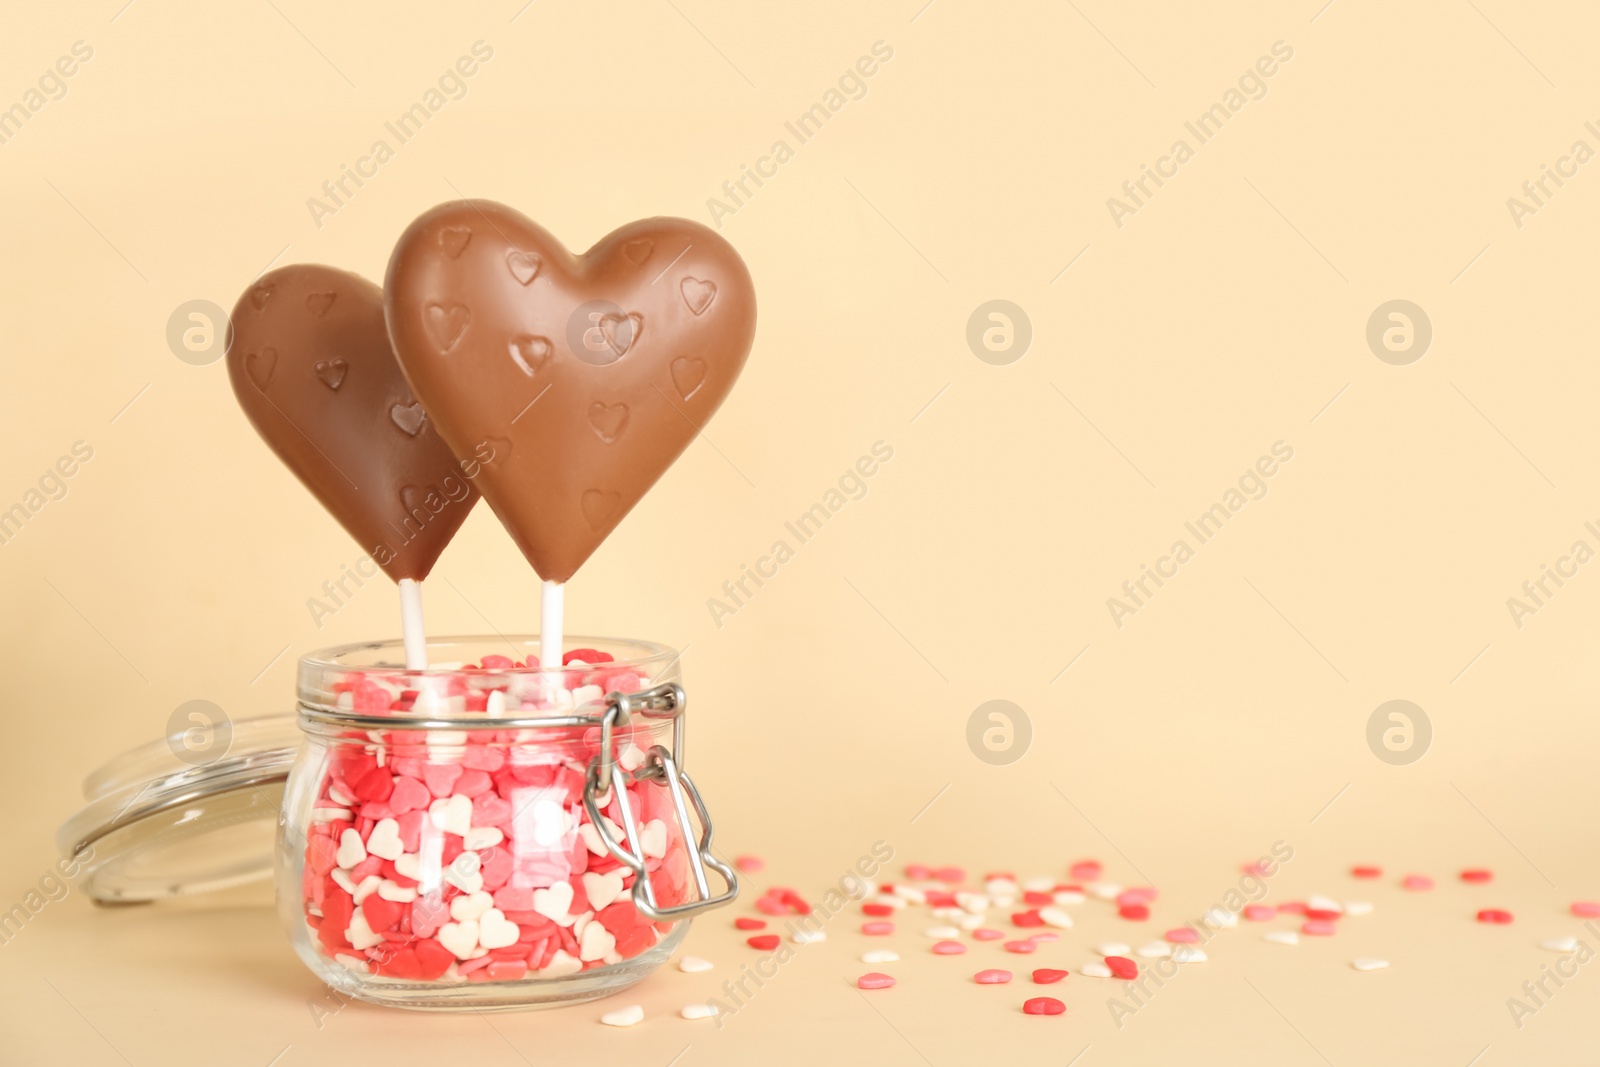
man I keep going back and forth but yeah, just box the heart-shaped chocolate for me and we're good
[384,200,756,582]
[226,264,479,581]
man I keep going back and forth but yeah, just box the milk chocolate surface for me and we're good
[226,264,477,581]
[384,200,757,583]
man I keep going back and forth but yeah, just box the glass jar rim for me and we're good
[296,634,682,732]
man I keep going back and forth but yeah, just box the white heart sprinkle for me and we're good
[438,920,479,959]
[478,909,521,950]
[1095,941,1132,956]
[1080,962,1113,978]
[464,826,504,851]
[862,950,899,964]
[985,878,1019,896]
[792,928,826,944]
[1307,895,1343,914]
[1542,936,1579,952]
[1201,907,1237,929]
[533,881,575,925]
[872,894,906,909]
[1343,901,1374,916]
[678,955,714,973]
[377,880,417,903]
[924,925,961,939]
[956,892,988,914]
[1173,945,1208,963]
[600,1004,644,1028]
[580,817,624,856]
[1351,957,1389,971]
[330,868,358,896]
[1135,941,1172,958]
[640,819,668,859]
[352,876,381,904]
[1264,931,1299,946]
[580,921,617,961]
[573,683,603,706]
[335,828,367,869]
[346,910,384,951]
[1039,907,1074,929]
[957,913,984,930]
[1088,883,1122,900]
[450,891,494,922]
[366,819,404,861]
[486,689,507,716]
[394,852,423,881]
[540,949,584,978]
[312,806,352,823]
[583,870,626,912]
[328,782,356,806]
[429,795,473,837]
[1052,889,1086,905]
[893,886,928,904]
[444,851,483,894]
[680,1002,718,1020]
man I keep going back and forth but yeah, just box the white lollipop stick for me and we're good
[398,578,427,670]
[540,580,564,672]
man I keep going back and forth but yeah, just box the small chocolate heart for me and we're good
[384,200,756,582]
[391,401,427,436]
[226,264,478,581]
[314,358,348,390]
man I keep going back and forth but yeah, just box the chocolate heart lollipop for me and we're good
[383,200,756,582]
[226,264,478,581]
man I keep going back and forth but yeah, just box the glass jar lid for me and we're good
[56,713,299,903]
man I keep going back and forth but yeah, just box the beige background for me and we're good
[3,0,1600,1063]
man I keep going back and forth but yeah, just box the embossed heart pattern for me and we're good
[384,200,756,583]
[226,264,479,582]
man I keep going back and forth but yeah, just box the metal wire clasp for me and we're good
[581,683,738,921]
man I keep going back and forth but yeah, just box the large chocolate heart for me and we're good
[384,200,757,582]
[226,264,478,581]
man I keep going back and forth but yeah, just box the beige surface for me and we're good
[4,0,1600,1063]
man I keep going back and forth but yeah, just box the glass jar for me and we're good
[58,635,738,1013]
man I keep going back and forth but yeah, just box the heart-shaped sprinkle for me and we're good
[365,819,404,861]
[387,776,430,816]
[478,908,521,950]
[463,826,503,850]
[680,277,717,315]
[533,880,575,924]
[411,893,449,938]
[582,870,625,911]
[506,249,541,285]
[346,910,384,950]
[623,239,653,264]
[377,879,417,903]
[391,401,427,436]
[579,920,616,961]
[249,284,273,310]
[335,827,366,869]
[306,292,337,316]
[639,819,667,859]
[450,890,494,922]
[437,920,479,960]
[313,358,347,390]
[444,851,483,894]
[429,794,473,836]
[599,1003,643,1027]
[540,950,584,978]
